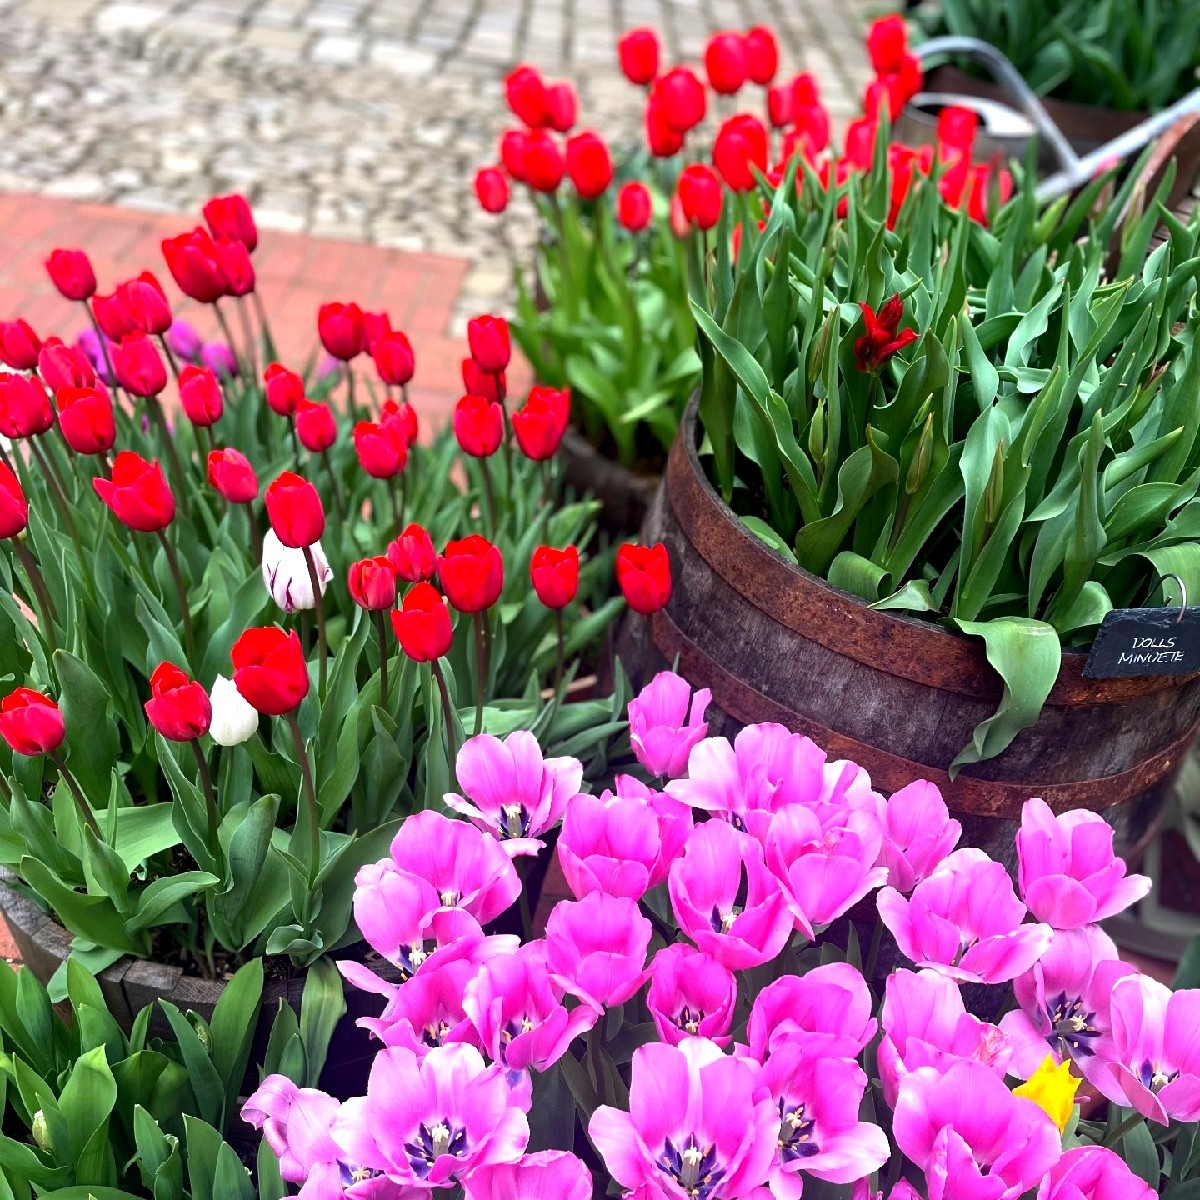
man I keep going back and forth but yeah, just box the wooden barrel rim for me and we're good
[667,399,1199,707]
[652,604,1200,817]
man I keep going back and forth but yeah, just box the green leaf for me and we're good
[1123,1117,1162,1187]
[18,855,138,953]
[52,650,120,805]
[828,552,889,602]
[124,871,219,936]
[158,1002,225,1128]
[209,957,264,1117]
[298,957,346,1088]
[56,1045,117,1167]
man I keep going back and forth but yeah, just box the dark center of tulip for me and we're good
[710,863,751,933]
[656,1135,726,1200]
[500,803,531,839]
[404,1119,468,1178]
[1047,991,1100,1059]
[778,1100,820,1163]
[422,1018,451,1048]
[672,1005,705,1036]
[339,1162,383,1187]
[1138,1059,1178,1092]
[501,1015,537,1043]
[395,939,437,981]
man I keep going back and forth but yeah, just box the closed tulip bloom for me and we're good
[521,130,565,193]
[144,662,212,742]
[203,192,258,251]
[371,330,415,387]
[231,626,310,715]
[438,534,504,613]
[504,63,548,127]
[566,131,613,200]
[545,892,653,1009]
[94,451,175,532]
[463,357,506,405]
[265,471,325,548]
[111,332,167,397]
[467,315,511,374]
[392,582,453,662]
[119,271,172,335]
[559,788,661,900]
[92,290,136,342]
[38,337,96,391]
[166,319,203,363]
[203,342,238,379]
[879,779,963,893]
[387,523,436,583]
[0,462,28,539]
[713,113,769,191]
[646,98,686,158]
[512,385,569,460]
[294,400,336,453]
[362,310,393,348]
[499,129,529,181]
[867,13,908,75]
[348,556,398,611]
[465,1153,592,1200]
[654,67,707,133]
[178,365,223,427]
[616,542,671,614]
[0,320,41,370]
[353,419,408,479]
[0,373,53,439]
[704,31,748,94]
[207,447,258,504]
[545,82,578,133]
[453,394,503,458]
[646,943,737,1046]
[748,962,878,1063]
[677,163,723,230]
[162,228,229,303]
[745,26,779,84]
[1042,1148,1156,1200]
[56,385,115,456]
[216,238,255,297]
[263,362,304,417]
[380,399,418,450]
[317,301,366,361]
[767,83,793,128]
[530,545,578,609]
[616,181,652,232]
[628,670,711,779]
[617,27,659,85]
[474,166,510,215]
[207,673,259,746]
[46,249,97,301]
[262,530,331,612]
[0,688,65,756]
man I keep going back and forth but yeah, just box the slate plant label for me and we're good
[1083,607,1200,679]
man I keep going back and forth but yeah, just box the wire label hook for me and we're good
[1083,574,1200,679]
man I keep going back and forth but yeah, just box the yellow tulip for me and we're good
[1014,1054,1082,1133]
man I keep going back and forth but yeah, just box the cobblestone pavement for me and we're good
[0,0,875,319]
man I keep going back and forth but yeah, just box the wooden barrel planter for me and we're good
[619,399,1200,869]
[559,424,662,537]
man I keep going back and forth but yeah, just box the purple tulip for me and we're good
[999,925,1137,1081]
[627,669,711,779]
[331,1044,529,1188]
[202,340,239,377]
[165,318,203,362]
[74,328,113,384]
[668,819,794,969]
[607,774,694,887]
[1090,973,1200,1124]
[646,943,737,1047]
[877,848,1053,984]
[1038,1147,1156,1200]
[446,731,582,857]
[762,1045,890,1198]
[464,1151,593,1200]
[892,1060,1062,1200]
[544,892,653,1009]
[746,962,877,1063]
[878,968,1011,1106]
[1017,797,1151,929]
[558,789,662,900]
[877,779,962,893]
[358,957,483,1057]
[589,1039,779,1199]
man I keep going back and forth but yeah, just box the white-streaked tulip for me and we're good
[262,529,331,612]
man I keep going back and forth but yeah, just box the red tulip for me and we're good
[767,84,793,129]
[616,181,652,233]
[500,129,529,181]
[179,365,224,427]
[645,98,686,158]
[92,291,136,342]
[618,27,660,86]
[265,471,325,548]
[0,688,65,756]
[120,272,172,336]
[162,228,229,303]
[387,522,436,583]
[616,542,672,614]
[466,315,511,374]
[677,163,723,230]
[372,331,415,387]
[0,462,27,539]
[505,64,549,128]
[530,545,579,609]
[512,385,569,461]
[94,451,175,532]
[317,302,366,361]
[855,295,919,373]
[391,583,453,663]
[144,662,212,742]
[46,249,97,302]
[216,238,256,297]
[362,311,393,348]
[745,26,779,85]
[938,105,979,157]
[382,398,419,448]
[203,193,258,252]
[654,68,707,133]
[704,32,748,95]
[566,131,614,200]
[669,193,691,239]
[462,357,506,405]
[56,385,115,456]
[111,332,167,397]
[438,534,503,613]
[295,400,336,453]
[37,338,95,391]
[0,374,53,439]
[0,320,41,371]
[207,448,258,504]
[867,14,908,76]
[475,166,510,214]
[545,83,578,134]
[522,130,565,193]
[353,420,407,480]
[348,556,398,611]
[713,113,769,192]
[453,394,504,458]
[231,626,309,715]
[264,362,305,417]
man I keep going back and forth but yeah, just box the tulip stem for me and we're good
[246,504,262,563]
[431,659,458,778]
[0,771,11,805]
[284,710,321,886]
[48,752,101,839]
[479,457,497,538]
[189,738,219,846]
[373,608,390,705]
[12,539,58,653]
[213,301,242,379]
[29,437,92,599]
[84,305,121,404]
[238,295,259,382]
[158,335,182,383]
[287,418,301,470]
[146,394,188,498]
[302,545,329,697]
[1103,1110,1143,1149]
[515,856,534,943]
[321,451,344,526]
[344,364,359,419]
[156,531,197,666]
[252,289,276,359]
[554,608,565,698]
[473,611,489,736]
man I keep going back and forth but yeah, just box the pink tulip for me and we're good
[358,957,483,1057]
[646,944,738,1047]
[877,848,1053,984]
[1037,1147,1155,1200]
[877,779,962,892]
[668,819,794,969]
[627,670,711,778]
[746,962,876,1062]
[1017,797,1151,928]
[544,892,653,1009]
[465,1151,593,1200]
[446,731,582,856]
[558,789,661,900]
[608,774,694,887]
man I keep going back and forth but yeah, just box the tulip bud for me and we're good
[677,164,723,230]
[0,320,41,371]
[906,412,935,496]
[808,399,826,467]
[466,315,511,375]
[317,302,366,361]
[616,543,672,615]
[111,332,167,398]
[93,451,175,533]
[207,448,258,504]
[544,82,578,134]
[391,582,454,663]
[0,688,65,757]
[462,358,506,406]
[348,556,398,611]
[262,530,332,612]
[387,523,436,583]
[0,461,28,539]
[120,272,173,336]
[295,400,336,453]
[438,534,504,613]
[505,64,549,127]
[263,362,304,417]
[203,193,258,252]
[353,419,408,479]
[617,27,660,86]
[0,373,54,439]
[530,545,579,609]
[207,675,258,746]
[230,626,310,716]
[56,385,116,456]
[704,32,748,96]
[983,441,1005,527]
[474,166,510,215]
[92,291,136,342]
[162,228,229,304]
[372,331,416,388]
[31,1110,50,1151]
[566,130,613,200]
[617,181,653,233]
[382,398,418,448]
[179,365,224,428]
[453,394,503,458]
[46,250,97,302]
[144,662,212,742]
[265,471,325,548]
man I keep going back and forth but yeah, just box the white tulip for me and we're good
[262,529,332,612]
[208,674,258,747]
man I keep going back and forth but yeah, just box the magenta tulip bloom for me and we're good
[668,819,794,969]
[445,731,582,856]
[1017,797,1151,928]
[646,944,738,1047]
[558,789,662,900]
[359,957,483,1057]
[331,1045,529,1188]
[545,892,652,1009]
[746,962,876,1063]
[879,969,1011,1106]
[1090,973,1200,1124]
[464,1151,593,1200]
[627,670,711,779]
[877,848,1053,984]
[608,773,694,887]
[1038,1147,1155,1200]
[589,1039,778,1199]
[762,1045,890,1198]
[1000,926,1137,1080]
[877,779,962,892]
[765,801,886,936]
[893,1061,1062,1200]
